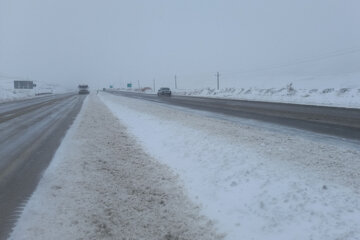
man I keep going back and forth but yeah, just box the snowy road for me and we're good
[8,92,360,240]
[108,90,360,141]
[0,94,85,239]
[9,94,222,240]
[0,93,74,118]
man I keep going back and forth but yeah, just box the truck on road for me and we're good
[78,85,89,94]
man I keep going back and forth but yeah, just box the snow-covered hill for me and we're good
[158,72,358,109]
[0,77,72,103]
[174,83,360,109]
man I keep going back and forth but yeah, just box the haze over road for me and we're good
[108,91,360,141]
[0,94,85,239]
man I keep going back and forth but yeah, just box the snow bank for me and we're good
[174,82,360,109]
[99,92,360,240]
[9,94,222,240]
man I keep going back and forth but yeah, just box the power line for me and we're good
[226,47,360,77]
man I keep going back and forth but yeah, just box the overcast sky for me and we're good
[1,0,359,89]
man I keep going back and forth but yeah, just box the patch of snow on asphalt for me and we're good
[99,92,360,240]
[9,94,223,240]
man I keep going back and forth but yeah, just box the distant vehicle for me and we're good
[157,87,171,96]
[78,85,89,94]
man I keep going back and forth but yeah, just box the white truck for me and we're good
[78,85,89,94]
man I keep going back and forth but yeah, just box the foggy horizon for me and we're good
[1,0,360,90]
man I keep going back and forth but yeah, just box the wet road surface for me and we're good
[108,91,360,141]
[0,93,86,239]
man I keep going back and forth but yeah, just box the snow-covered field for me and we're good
[0,77,72,103]
[173,84,360,109]
[9,92,360,240]
[0,79,34,102]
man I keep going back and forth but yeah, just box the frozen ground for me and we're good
[99,92,360,240]
[9,94,222,240]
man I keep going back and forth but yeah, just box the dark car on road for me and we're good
[157,87,171,96]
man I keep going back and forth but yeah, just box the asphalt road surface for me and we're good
[0,93,86,239]
[108,91,360,141]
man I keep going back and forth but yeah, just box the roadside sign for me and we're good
[14,80,34,89]
[127,83,132,88]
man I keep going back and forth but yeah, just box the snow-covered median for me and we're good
[99,92,360,240]
[9,94,222,240]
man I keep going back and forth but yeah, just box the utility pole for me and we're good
[216,72,220,90]
[174,74,177,89]
[153,79,156,92]
[138,80,140,90]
